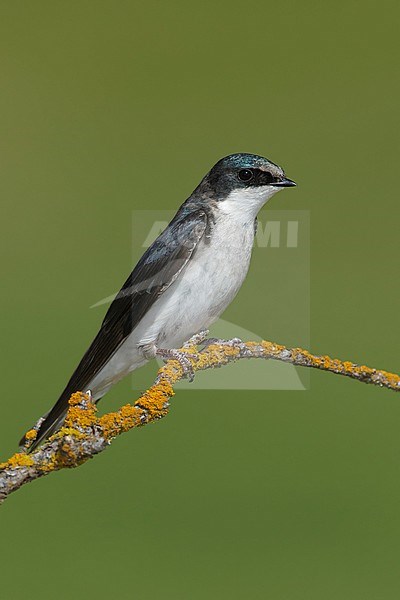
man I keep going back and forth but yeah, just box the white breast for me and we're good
[140,207,256,348]
[88,185,280,397]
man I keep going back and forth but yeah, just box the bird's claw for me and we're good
[183,330,209,348]
[156,348,196,382]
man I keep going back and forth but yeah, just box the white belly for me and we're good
[88,211,256,397]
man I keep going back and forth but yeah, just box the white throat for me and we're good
[218,186,281,220]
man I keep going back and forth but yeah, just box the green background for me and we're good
[1,1,400,598]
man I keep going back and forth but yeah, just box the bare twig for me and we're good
[1,337,399,503]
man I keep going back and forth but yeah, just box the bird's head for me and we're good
[195,153,296,217]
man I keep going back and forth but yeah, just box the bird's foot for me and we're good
[155,348,196,382]
[182,330,209,348]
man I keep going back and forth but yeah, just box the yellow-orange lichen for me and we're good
[260,341,286,355]
[136,390,170,414]
[37,455,58,473]
[64,392,98,429]
[51,427,86,442]
[0,452,35,469]
[24,429,38,442]
[98,379,174,439]
[99,405,142,438]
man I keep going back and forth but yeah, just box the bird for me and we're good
[20,152,296,451]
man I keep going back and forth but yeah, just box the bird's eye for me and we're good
[238,169,253,182]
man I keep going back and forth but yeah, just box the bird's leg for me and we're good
[182,330,210,348]
[156,331,211,381]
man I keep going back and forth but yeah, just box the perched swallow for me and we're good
[21,153,295,450]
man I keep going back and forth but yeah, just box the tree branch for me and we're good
[1,336,399,503]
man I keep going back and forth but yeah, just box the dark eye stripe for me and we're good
[262,171,275,184]
[238,168,277,185]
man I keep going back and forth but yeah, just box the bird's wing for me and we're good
[22,209,209,449]
[70,208,208,390]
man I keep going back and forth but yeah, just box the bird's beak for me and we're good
[273,177,296,187]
